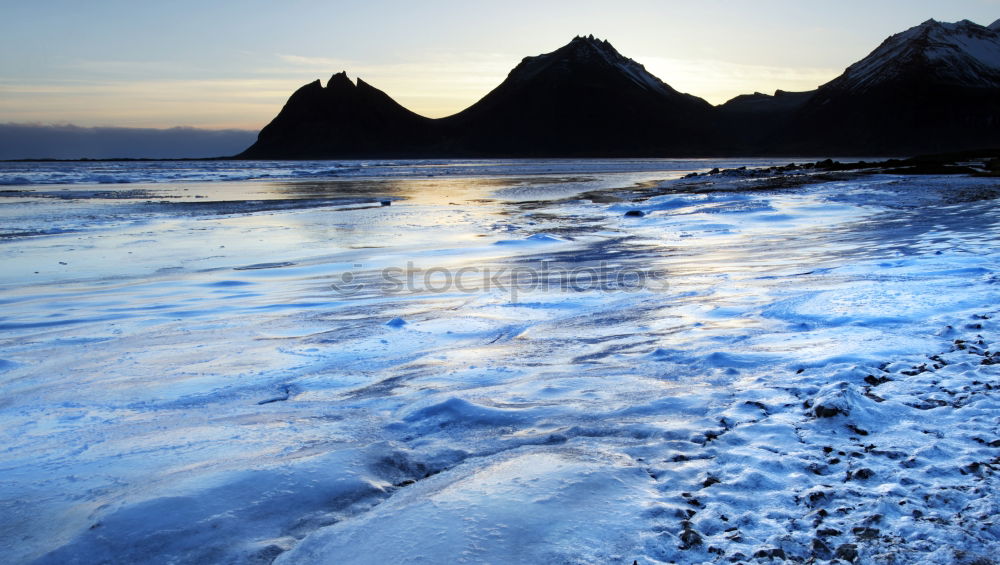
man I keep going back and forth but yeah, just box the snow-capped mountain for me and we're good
[825,19,1000,93]
[716,18,1000,155]
[783,18,1000,154]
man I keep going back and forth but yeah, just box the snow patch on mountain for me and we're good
[830,19,1000,92]
[517,35,682,98]
[572,35,676,95]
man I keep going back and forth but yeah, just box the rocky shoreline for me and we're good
[653,311,1000,563]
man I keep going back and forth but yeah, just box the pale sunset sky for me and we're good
[2,0,999,130]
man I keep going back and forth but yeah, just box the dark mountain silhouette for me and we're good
[788,18,1000,155]
[712,89,814,154]
[241,20,1000,159]
[240,36,713,158]
[437,35,713,156]
[720,18,1000,155]
[239,72,436,159]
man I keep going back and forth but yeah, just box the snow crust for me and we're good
[1,160,999,564]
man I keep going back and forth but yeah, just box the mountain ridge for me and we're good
[240,18,1000,158]
[823,18,1000,93]
[771,18,1000,155]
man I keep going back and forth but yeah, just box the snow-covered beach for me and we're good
[1,159,998,564]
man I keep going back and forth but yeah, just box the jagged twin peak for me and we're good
[240,69,432,159]
[829,18,1000,92]
[327,70,355,89]
[298,70,400,100]
[322,71,392,95]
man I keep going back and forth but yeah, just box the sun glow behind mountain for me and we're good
[3,0,999,133]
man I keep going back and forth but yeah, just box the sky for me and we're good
[2,0,999,131]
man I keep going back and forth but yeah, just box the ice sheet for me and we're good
[1,161,998,563]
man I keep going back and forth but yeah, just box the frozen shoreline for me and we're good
[0,160,998,563]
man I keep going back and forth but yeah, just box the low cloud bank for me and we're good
[0,124,258,160]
